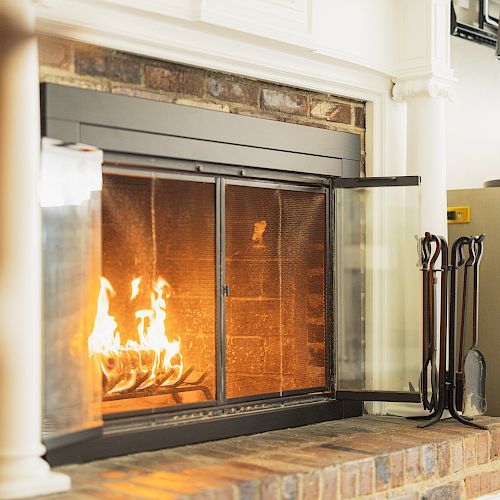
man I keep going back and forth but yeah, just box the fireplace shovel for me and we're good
[419,235,432,410]
[463,234,487,417]
[455,236,473,411]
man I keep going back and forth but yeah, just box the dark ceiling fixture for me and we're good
[451,0,499,49]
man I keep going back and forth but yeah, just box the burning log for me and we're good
[88,276,184,397]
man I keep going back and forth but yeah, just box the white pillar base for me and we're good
[0,460,70,499]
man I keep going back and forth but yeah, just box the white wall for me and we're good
[446,36,500,189]
[313,0,399,75]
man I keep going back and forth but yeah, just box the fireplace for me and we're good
[94,171,329,415]
[41,83,421,465]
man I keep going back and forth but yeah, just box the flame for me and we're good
[130,277,141,300]
[88,276,183,396]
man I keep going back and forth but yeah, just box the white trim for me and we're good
[393,75,457,101]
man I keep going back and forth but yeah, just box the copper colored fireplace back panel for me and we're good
[225,184,327,399]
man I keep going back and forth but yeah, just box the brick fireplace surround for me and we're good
[35,37,500,500]
[40,416,500,499]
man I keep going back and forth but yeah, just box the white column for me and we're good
[385,77,454,418]
[0,1,70,498]
[393,77,454,238]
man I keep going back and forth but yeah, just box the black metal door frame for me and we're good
[98,160,335,420]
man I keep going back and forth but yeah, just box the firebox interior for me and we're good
[225,183,327,399]
[99,174,217,414]
[96,172,329,415]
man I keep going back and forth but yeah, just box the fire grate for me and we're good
[102,365,213,404]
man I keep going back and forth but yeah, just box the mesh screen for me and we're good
[225,184,327,399]
[100,174,216,413]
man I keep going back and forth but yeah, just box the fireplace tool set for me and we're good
[410,232,487,429]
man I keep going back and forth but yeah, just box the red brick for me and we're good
[195,463,266,485]
[491,429,500,460]
[214,487,236,500]
[480,471,492,496]
[301,470,321,499]
[281,474,299,500]
[466,474,481,498]
[437,441,450,477]
[38,36,72,69]
[341,462,358,499]
[489,468,500,492]
[464,435,477,467]
[261,88,308,115]
[237,480,261,499]
[207,76,259,106]
[375,455,390,491]
[144,64,205,97]
[421,443,437,477]
[106,56,142,85]
[310,100,352,124]
[359,458,374,496]
[406,447,421,483]
[424,481,464,500]
[473,469,500,496]
[105,481,178,499]
[492,468,500,491]
[132,472,201,494]
[355,106,365,128]
[188,493,213,500]
[450,439,464,472]
[477,432,490,464]
[322,465,338,500]
[390,451,404,488]
[75,46,141,84]
[260,476,280,499]
[242,458,306,476]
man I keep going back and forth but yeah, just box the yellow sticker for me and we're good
[447,206,471,224]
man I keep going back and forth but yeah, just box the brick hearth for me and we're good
[38,415,500,499]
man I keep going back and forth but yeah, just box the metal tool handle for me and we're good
[427,233,441,411]
[458,237,473,373]
[421,235,432,409]
[472,235,485,347]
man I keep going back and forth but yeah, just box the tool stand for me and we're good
[408,233,487,430]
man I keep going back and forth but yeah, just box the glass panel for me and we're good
[43,195,102,440]
[95,173,216,414]
[225,183,328,399]
[336,184,420,394]
[41,141,103,442]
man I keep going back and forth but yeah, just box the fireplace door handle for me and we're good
[223,285,230,297]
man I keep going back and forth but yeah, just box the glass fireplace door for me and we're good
[224,181,329,401]
[94,169,332,416]
[334,176,421,404]
[97,172,217,415]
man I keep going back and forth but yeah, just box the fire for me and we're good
[88,276,183,396]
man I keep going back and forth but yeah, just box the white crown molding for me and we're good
[392,75,456,102]
[35,1,392,98]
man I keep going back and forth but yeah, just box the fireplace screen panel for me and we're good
[98,173,216,414]
[225,183,328,399]
[336,182,420,396]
